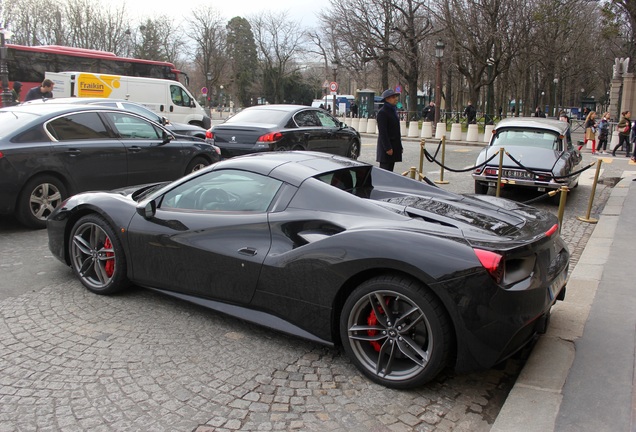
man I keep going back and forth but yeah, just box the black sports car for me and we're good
[473,117,583,195]
[48,151,569,389]
[205,105,361,159]
[0,103,220,228]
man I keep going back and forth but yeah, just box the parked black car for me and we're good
[48,151,569,389]
[205,105,361,159]
[473,118,583,195]
[0,103,220,228]
[23,97,208,140]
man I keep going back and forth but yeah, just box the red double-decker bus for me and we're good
[4,44,189,103]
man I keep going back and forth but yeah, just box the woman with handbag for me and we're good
[584,111,598,154]
[612,111,631,157]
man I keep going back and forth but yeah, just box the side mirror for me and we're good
[190,100,196,108]
[137,200,157,219]
[161,116,169,125]
[162,131,174,144]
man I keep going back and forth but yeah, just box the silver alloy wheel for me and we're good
[348,141,360,159]
[70,222,116,290]
[346,290,433,382]
[190,162,207,172]
[29,182,63,221]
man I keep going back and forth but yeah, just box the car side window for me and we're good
[46,112,110,141]
[315,111,339,128]
[294,111,320,127]
[121,103,160,122]
[160,170,283,213]
[105,112,162,139]
[170,85,192,107]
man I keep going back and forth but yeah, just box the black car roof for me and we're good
[212,151,368,186]
[4,103,124,116]
[244,104,317,112]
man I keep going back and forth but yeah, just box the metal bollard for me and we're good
[557,186,569,232]
[419,139,425,176]
[434,136,450,184]
[495,147,505,197]
[577,159,602,224]
[409,167,417,179]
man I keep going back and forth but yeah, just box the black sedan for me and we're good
[0,103,220,229]
[48,151,569,389]
[205,105,361,159]
[23,97,209,140]
[473,117,583,195]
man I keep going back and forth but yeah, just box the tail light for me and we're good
[205,130,214,140]
[545,224,558,237]
[474,249,504,283]
[257,132,283,143]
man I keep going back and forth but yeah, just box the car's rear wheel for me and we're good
[340,275,451,389]
[185,156,210,174]
[69,214,130,295]
[474,180,489,194]
[16,175,67,229]
[347,140,360,160]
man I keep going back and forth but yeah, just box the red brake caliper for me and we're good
[367,299,390,352]
[103,237,114,277]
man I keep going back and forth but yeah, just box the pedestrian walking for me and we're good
[464,101,477,124]
[350,101,358,118]
[597,112,611,154]
[559,112,572,147]
[584,110,598,155]
[376,88,403,172]
[11,81,22,103]
[612,111,631,157]
[24,79,55,101]
[422,102,435,122]
[534,106,546,118]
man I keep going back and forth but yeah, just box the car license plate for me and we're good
[502,169,534,180]
[548,270,566,301]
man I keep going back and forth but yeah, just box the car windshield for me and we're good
[223,109,288,125]
[0,111,39,138]
[491,128,561,151]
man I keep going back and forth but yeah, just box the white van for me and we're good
[45,72,211,129]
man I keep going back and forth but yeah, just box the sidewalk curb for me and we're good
[490,177,634,432]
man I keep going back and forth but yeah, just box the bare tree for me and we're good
[185,6,228,105]
[250,11,305,104]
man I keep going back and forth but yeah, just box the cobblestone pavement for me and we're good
[0,159,613,432]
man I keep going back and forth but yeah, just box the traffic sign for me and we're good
[322,80,330,88]
[201,87,208,95]
[329,82,339,93]
[395,85,402,93]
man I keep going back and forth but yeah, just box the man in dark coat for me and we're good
[376,88,403,171]
[422,101,435,122]
[24,79,54,101]
[464,101,477,124]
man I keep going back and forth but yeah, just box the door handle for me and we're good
[129,146,142,152]
[238,247,257,256]
[66,149,81,155]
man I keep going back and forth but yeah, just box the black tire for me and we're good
[340,275,451,389]
[474,180,489,194]
[185,156,210,174]
[69,214,130,295]
[347,140,360,160]
[17,175,68,229]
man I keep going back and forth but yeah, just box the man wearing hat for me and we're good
[376,88,403,171]
[11,81,23,104]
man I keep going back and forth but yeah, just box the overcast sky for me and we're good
[112,0,322,28]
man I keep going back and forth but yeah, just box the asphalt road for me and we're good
[0,141,624,431]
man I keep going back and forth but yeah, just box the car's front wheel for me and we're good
[340,275,451,389]
[17,175,68,229]
[69,214,130,295]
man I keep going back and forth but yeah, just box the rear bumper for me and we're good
[473,174,572,191]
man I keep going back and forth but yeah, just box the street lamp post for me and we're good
[205,72,212,115]
[486,57,494,125]
[553,77,559,117]
[1,25,14,107]
[434,39,445,124]
[331,59,339,117]
[219,85,224,118]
